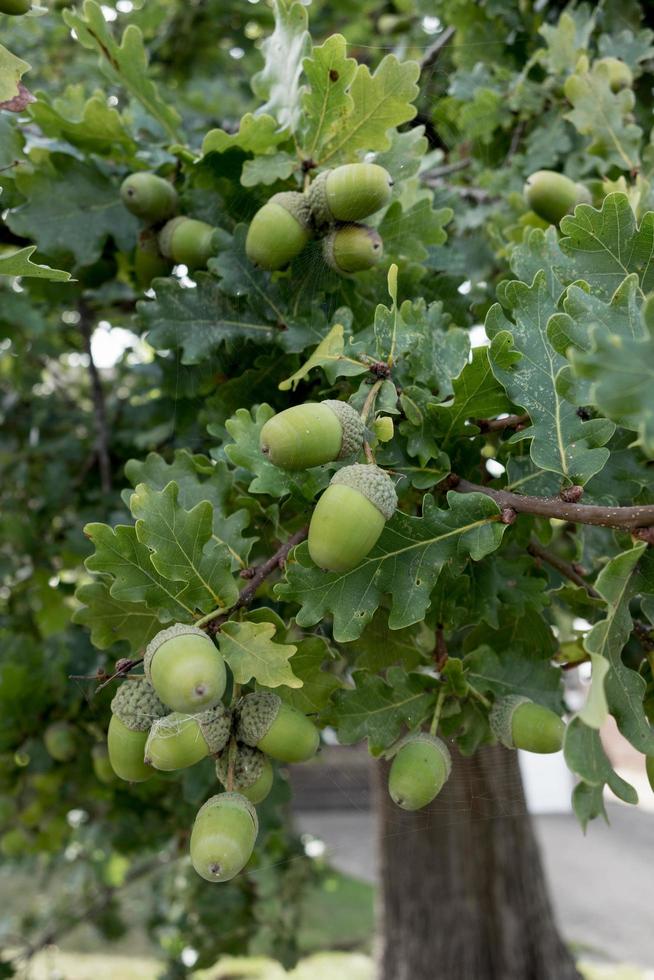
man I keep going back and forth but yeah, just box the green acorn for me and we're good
[490,696,565,754]
[308,463,397,572]
[120,173,178,223]
[190,792,258,882]
[144,624,226,714]
[523,170,591,225]
[237,692,319,764]
[596,57,633,92]
[0,0,31,14]
[215,743,274,804]
[144,704,232,772]
[646,755,654,794]
[43,722,76,762]
[245,192,312,270]
[323,224,383,273]
[134,232,172,288]
[92,743,116,785]
[158,217,216,270]
[259,400,365,471]
[388,733,452,811]
[308,163,393,227]
[108,678,167,783]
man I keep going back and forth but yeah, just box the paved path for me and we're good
[295,803,654,969]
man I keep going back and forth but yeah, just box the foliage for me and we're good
[3,0,654,975]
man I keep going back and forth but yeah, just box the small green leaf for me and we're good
[219,620,300,689]
[0,247,71,282]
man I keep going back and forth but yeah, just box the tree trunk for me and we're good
[374,742,581,980]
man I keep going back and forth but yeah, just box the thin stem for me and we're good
[195,605,230,629]
[468,687,491,710]
[363,441,376,465]
[360,379,384,423]
[429,685,447,737]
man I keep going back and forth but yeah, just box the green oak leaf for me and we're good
[564,60,641,172]
[73,581,161,652]
[379,198,453,266]
[558,193,654,298]
[346,609,429,672]
[0,247,71,282]
[398,387,443,466]
[564,717,638,804]
[63,0,181,141]
[278,322,367,392]
[129,482,239,615]
[29,87,136,156]
[301,33,357,160]
[202,113,288,156]
[241,153,297,187]
[486,271,614,485]
[139,273,279,365]
[537,11,594,75]
[276,492,507,642]
[331,667,435,755]
[7,155,139,266]
[218,620,300,689]
[251,0,310,132]
[83,523,195,622]
[399,300,469,397]
[572,781,607,831]
[465,644,562,712]
[510,225,573,299]
[259,633,340,715]
[578,653,610,729]
[124,450,253,569]
[0,44,29,106]
[430,346,512,447]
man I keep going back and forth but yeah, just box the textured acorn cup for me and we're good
[43,722,76,762]
[92,743,116,784]
[596,56,633,92]
[308,463,397,572]
[523,170,591,226]
[324,224,384,273]
[388,733,452,811]
[120,173,178,223]
[144,704,232,772]
[309,163,393,226]
[237,692,319,763]
[190,792,258,882]
[144,624,226,714]
[259,400,365,471]
[245,192,312,270]
[107,716,152,782]
[215,744,274,804]
[490,696,565,754]
[158,217,216,270]
[0,0,31,14]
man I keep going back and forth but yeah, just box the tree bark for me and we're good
[374,743,581,980]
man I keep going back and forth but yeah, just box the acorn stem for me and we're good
[469,687,492,710]
[360,379,384,423]
[195,605,229,629]
[230,683,241,707]
[429,685,447,737]
[363,441,376,464]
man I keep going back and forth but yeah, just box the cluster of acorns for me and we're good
[245,162,393,274]
[260,399,568,810]
[105,623,319,882]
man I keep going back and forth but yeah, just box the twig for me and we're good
[205,526,309,636]
[360,378,384,423]
[474,413,529,433]
[442,474,654,530]
[429,684,447,737]
[434,625,448,672]
[423,157,471,180]
[79,301,112,494]
[95,657,143,693]
[420,25,456,71]
[505,119,526,163]
[527,538,600,598]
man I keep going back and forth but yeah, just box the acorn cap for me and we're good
[215,743,265,790]
[110,679,167,732]
[195,791,259,836]
[330,463,397,521]
[269,191,312,231]
[323,224,383,273]
[322,400,366,458]
[489,695,530,749]
[196,703,233,755]
[392,731,452,776]
[236,692,281,747]
[143,623,208,681]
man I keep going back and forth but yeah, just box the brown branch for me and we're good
[205,526,308,635]
[423,157,471,180]
[527,538,600,598]
[444,475,654,530]
[79,302,112,494]
[475,413,529,433]
[420,25,456,71]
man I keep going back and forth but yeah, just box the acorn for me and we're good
[523,170,591,225]
[245,192,312,270]
[237,692,319,764]
[190,792,258,882]
[490,696,565,754]
[120,173,178,223]
[596,56,633,92]
[323,224,383,274]
[144,624,226,714]
[92,743,116,785]
[215,743,274,804]
[43,722,76,762]
[134,232,172,288]
[143,704,232,772]
[259,399,365,471]
[108,678,167,783]
[308,463,397,572]
[0,0,31,13]
[158,217,217,270]
[308,163,393,226]
[388,733,452,811]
